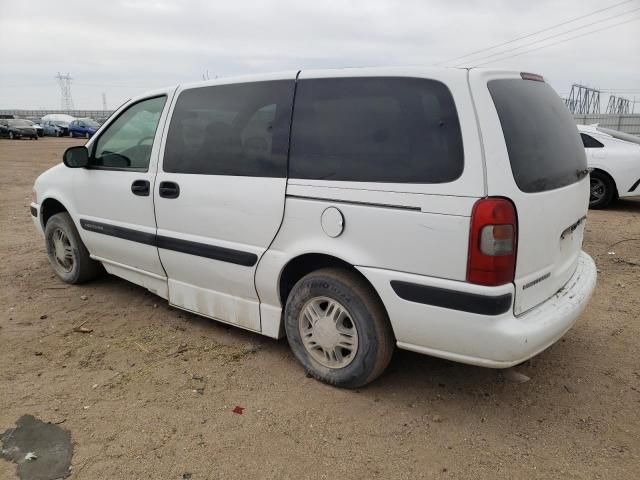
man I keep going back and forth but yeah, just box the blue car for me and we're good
[69,118,99,138]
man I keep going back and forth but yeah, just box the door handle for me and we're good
[159,181,180,199]
[131,179,150,196]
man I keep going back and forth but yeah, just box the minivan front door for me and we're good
[74,93,173,297]
[154,77,296,331]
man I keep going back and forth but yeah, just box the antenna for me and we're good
[55,72,74,111]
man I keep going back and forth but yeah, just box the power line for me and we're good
[471,16,640,67]
[455,6,640,67]
[436,0,638,65]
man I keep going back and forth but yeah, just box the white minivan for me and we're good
[31,68,597,387]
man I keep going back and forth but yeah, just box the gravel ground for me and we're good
[1,137,638,479]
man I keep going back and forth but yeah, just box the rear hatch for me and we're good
[469,70,589,315]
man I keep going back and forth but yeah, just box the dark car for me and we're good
[69,118,100,138]
[24,119,44,137]
[0,119,38,140]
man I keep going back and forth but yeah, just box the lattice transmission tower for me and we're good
[565,84,600,114]
[605,95,630,114]
[55,72,74,111]
[102,92,108,112]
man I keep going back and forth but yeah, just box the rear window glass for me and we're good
[488,79,586,193]
[289,77,464,183]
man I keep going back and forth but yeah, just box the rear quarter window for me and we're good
[488,79,587,193]
[289,77,464,183]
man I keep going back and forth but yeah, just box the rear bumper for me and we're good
[358,251,597,368]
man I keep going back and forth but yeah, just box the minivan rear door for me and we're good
[469,70,589,315]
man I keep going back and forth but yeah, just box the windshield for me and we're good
[83,119,100,128]
[488,79,587,193]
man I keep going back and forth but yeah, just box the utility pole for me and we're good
[102,92,107,112]
[55,73,74,112]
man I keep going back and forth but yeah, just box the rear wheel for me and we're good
[284,268,394,388]
[44,213,100,283]
[85,132,90,139]
[589,171,615,209]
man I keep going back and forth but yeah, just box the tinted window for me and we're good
[488,79,587,193]
[580,133,604,148]
[92,96,166,170]
[163,80,294,177]
[289,77,463,183]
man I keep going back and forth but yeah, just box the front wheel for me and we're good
[589,171,615,209]
[44,213,101,283]
[9,131,14,140]
[284,268,394,388]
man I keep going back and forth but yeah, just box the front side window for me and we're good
[163,80,294,177]
[92,96,166,170]
[289,77,464,183]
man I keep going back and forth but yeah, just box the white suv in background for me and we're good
[31,68,597,388]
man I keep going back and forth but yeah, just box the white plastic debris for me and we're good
[24,452,37,461]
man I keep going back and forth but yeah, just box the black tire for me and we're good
[9,131,14,140]
[57,130,62,137]
[44,212,100,284]
[589,170,615,209]
[284,268,394,388]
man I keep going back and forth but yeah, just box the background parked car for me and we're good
[41,119,70,137]
[579,124,640,208]
[0,119,38,140]
[41,114,75,137]
[69,118,100,138]
[24,119,44,137]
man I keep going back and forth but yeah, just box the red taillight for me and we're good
[467,197,518,286]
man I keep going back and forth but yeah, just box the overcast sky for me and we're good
[1,0,638,110]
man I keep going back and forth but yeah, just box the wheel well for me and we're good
[591,168,619,198]
[279,253,379,307]
[40,198,68,227]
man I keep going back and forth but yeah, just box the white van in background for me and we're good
[30,68,597,387]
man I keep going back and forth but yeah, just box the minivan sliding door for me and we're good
[154,78,296,331]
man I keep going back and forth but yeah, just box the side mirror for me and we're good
[63,146,89,168]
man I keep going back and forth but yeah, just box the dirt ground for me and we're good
[1,137,638,480]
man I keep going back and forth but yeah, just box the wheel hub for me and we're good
[51,228,74,272]
[298,296,359,369]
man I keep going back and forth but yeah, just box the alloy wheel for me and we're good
[298,296,359,369]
